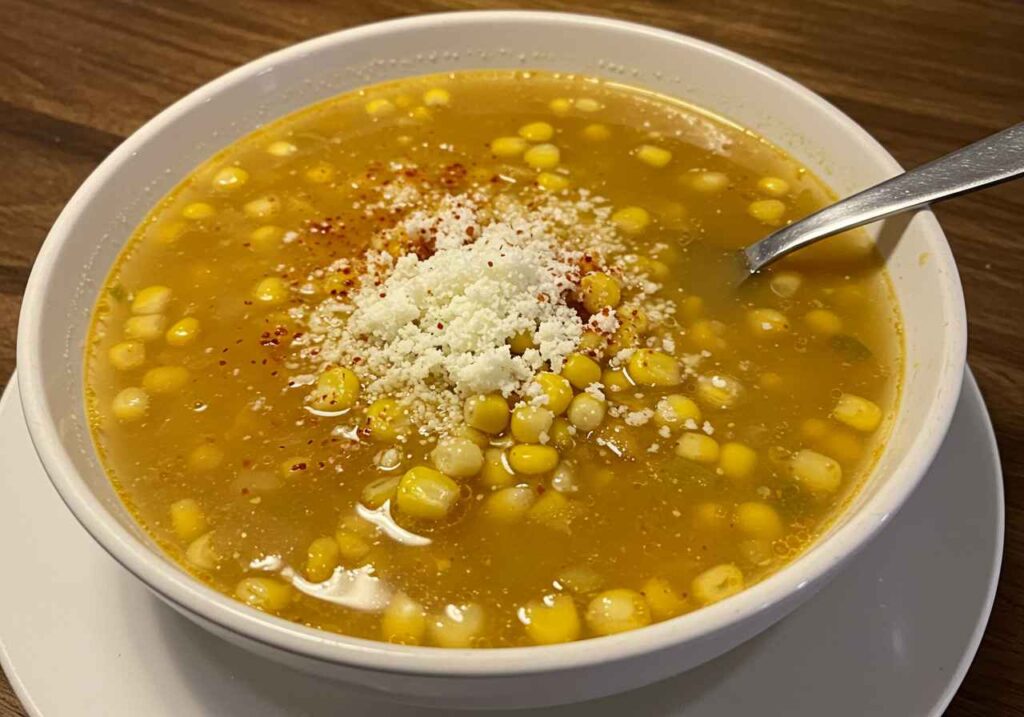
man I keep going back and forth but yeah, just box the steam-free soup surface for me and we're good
[85,70,900,647]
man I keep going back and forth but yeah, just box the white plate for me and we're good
[0,370,1002,716]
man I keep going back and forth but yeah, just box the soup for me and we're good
[84,70,901,648]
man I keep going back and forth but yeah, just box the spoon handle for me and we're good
[744,122,1024,273]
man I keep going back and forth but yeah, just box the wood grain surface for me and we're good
[1,1,1021,714]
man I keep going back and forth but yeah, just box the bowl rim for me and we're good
[17,9,967,676]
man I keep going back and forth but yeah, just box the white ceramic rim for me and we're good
[17,10,967,678]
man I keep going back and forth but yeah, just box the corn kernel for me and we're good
[508,444,559,475]
[549,418,576,452]
[142,365,189,394]
[165,317,200,347]
[691,564,744,605]
[396,466,460,520]
[511,405,555,444]
[484,486,536,522]
[676,432,720,463]
[736,502,784,541]
[759,372,784,391]
[305,536,340,582]
[366,398,409,442]
[410,105,432,122]
[244,195,279,218]
[521,594,581,645]
[524,143,560,170]
[641,577,688,620]
[430,603,484,648]
[534,372,573,415]
[304,162,335,183]
[602,368,633,394]
[747,307,790,336]
[361,475,399,508]
[253,277,288,306]
[182,202,215,219]
[170,498,207,542]
[696,374,743,409]
[235,577,293,612]
[653,394,700,429]
[382,593,427,645]
[249,225,283,251]
[582,123,610,141]
[635,144,672,168]
[279,455,312,480]
[422,88,450,107]
[311,366,360,412]
[108,341,145,371]
[748,198,787,225]
[431,437,484,478]
[266,140,297,157]
[579,272,622,313]
[567,393,605,432]
[719,442,758,480]
[689,319,727,352]
[801,418,830,441]
[519,121,554,142]
[463,394,510,434]
[585,589,651,635]
[527,490,573,531]
[508,330,535,354]
[757,176,790,197]
[822,428,864,463]
[578,329,606,354]
[549,97,572,115]
[629,349,681,387]
[131,285,172,315]
[770,271,803,298]
[112,387,148,421]
[490,136,528,157]
[480,448,516,489]
[537,171,570,191]
[690,171,728,193]
[365,98,396,116]
[805,309,844,336]
[186,532,218,569]
[561,352,602,389]
[791,449,842,493]
[693,502,728,531]
[212,166,249,189]
[187,443,223,472]
[611,206,650,234]
[334,530,371,563]
[123,314,166,342]
[574,97,601,112]
[833,392,882,432]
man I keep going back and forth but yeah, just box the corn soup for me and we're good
[85,70,901,648]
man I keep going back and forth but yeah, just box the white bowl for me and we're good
[16,10,966,710]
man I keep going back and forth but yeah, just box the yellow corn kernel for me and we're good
[534,372,573,415]
[691,564,744,605]
[430,603,484,648]
[537,171,570,191]
[123,314,166,342]
[567,393,606,432]
[131,285,172,315]
[511,405,555,444]
[266,140,297,157]
[654,394,701,429]
[801,418,830,441]
[253,277,288,306]
[822,428,864,464]
[311,366,360,412]
[759,372,784,391]
[382,593,428,645]
[455,424,489,450]
[244,195,279,218]
[366,398,409,442]
[585,589,651,636]
[408,106,432,123]
[463,393,510,434]
[185,531,218,569]
[334,530,371,563]
[508,444,559,475]
[676,432,720,463]
[578,272,622,313]
[577,329,606,355]
[361,475,399,509]
[524,143,560,169]
[689,171,728,192]
[365,98,396,116]
[490,136,528,157]
[305,536,340,583]
[689,318,727,352]
[582,123,611,141]
[304,162,335,184]
[279,455,312,480]
[235,577,293,612]
[249,224,283,251]
[805,308,844,336]
[696,374,743,409]
[182,202,215,219]
[152,220,185,246]
[574,97,601,112]
[422,87,450,107]
[602,368,633,395]
[187,443,223,472]
[549,418,576,452]
[518,121,554,142]
[635,144,672,168]
[108,341,145,371]
[833,393,882,432]
[611,206,650,234]
[549,97,572,115]
[628,349,681,387]
[142,365,189,394]
[747,308,790,336]
[508,330,535,354]
[484,486,536,522]
[112,387,148,421]
[169,498,207,542]
[748,198,787,225]
[641,577,688,620]
[212,166,249,189]
[757,176,790,197]
[791,449,843,493]
[562,352,602,390]
[521,594,581,645]
[396,466,460,520]
[431,437,484,478]
[735,502,784,540]
[527,489,573,530]
[770,271,803,298]
[479,448,515,488]
[165,317,200,347]
[719,442,758,481]
[693,502,728,532]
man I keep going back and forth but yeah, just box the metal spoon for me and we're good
[743,122,1024,274]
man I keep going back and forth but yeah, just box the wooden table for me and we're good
[1,1,1021,714]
